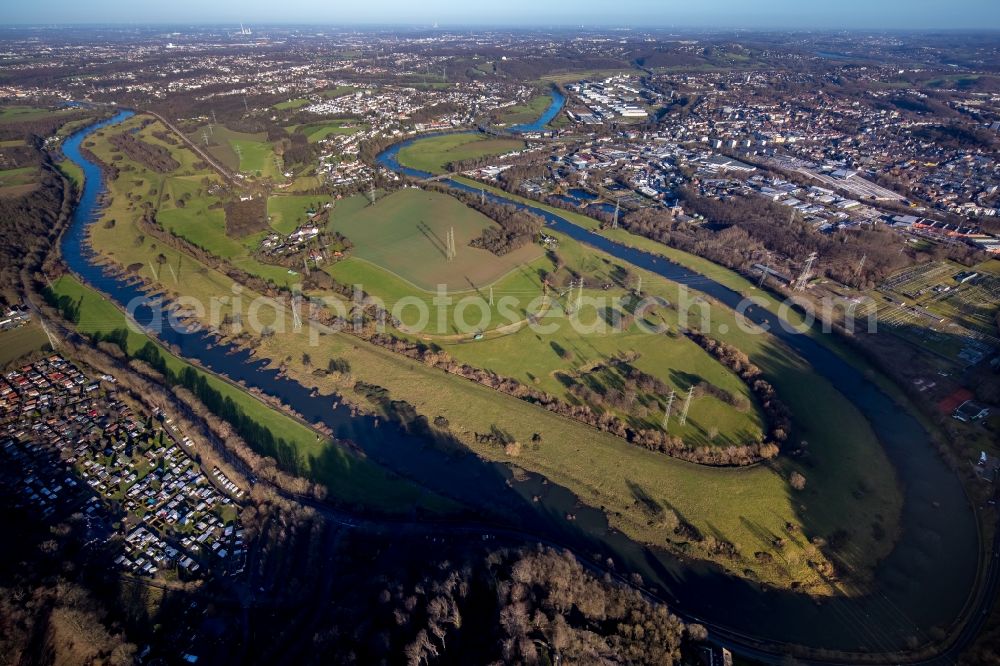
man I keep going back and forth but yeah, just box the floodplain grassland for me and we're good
[187,124,284,180]
[317,190,898,592]
[330,213,767,443]
[56,159,85,189]
[46,273,454,515]
[158,175,248,259]
[326,188,543,291]
[496,95,555,125]
[396,133,525,174]
[328,254,545,332]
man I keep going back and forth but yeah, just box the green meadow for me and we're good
[397,133,525,174]
[267,194,330,234]
[327,189,543,291]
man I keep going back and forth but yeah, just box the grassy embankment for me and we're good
[79,117,902,593]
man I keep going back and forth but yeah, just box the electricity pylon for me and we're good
[679,386,694,426]
[38,316,59,350]
[758,251,770,288]
[662,390,676,430]
[794,252,817,292]
[445,227,456,261]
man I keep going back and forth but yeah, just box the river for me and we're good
[508,88,566,132]
[58,103,979,657]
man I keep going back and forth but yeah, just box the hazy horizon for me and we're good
[2,0,999,31]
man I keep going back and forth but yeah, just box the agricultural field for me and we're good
[327,188,543,291]
[0,165,38,196]
[0,323,48,366]
[189,125,284,181]
[0,105,76,123]
[293,119,365,143]
[273,97,310,111]
[396,133,525,174]
[267,194,331,234]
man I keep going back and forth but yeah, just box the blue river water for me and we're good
[57,106,978,654]
[508,89,565,132]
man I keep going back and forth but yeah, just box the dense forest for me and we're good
[0,163,68,307]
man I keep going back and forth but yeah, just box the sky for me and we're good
[3,0,1000,30]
